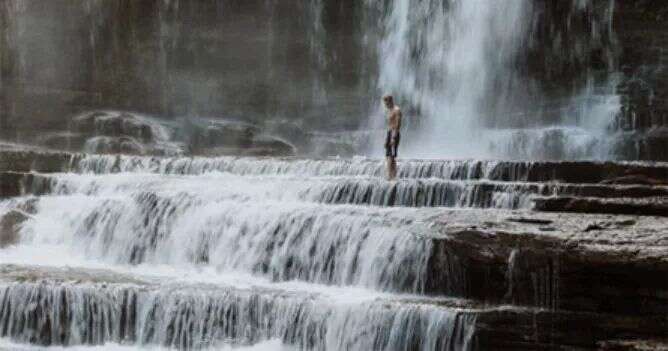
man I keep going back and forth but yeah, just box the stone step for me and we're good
[2,193,666,318]
[0,265,665,351]
[533,196,668,217]
[425,211,668,317]
[5,171,667,210]
[0,264,475,350]
[0,151,72,174]
[598,340,668,351]
[72,154,668,184]
[2,150,668,185]
[313,178,668,208]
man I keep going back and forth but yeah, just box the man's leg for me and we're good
[389,135,399,180]
[386,156,393,180]
[388,156,397,180]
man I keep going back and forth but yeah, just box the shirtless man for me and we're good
[383,95,402,180]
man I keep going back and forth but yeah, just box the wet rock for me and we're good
[188,120,295,156]
[65,111,184,156]
[584,223,606,232]
[506,217,553,225]
[472,307,668,351]
[583,220,638,232]
[189,120,258,151]
[264,119,309,148]
[426,211,668,317]
[0,172,53,198]
[0,151,73,173]
[601,174,668,186]
[0,263,664,350]
[533,196,668,217]
[0,210,28,248]
[489,161,668,184]
[73,111,156,143]
[598,339,668,351]
[37,132,89,152]
[84,136,146,155]
[246,134,295,156]
[0,172,23,198]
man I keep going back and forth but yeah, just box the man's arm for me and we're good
[396,108,402,130]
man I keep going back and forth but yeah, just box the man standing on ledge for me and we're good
[383,95,402,180]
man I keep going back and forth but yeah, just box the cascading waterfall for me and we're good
[0,281,475,350]
[0,156,490,349]
[18,184,435,292]
[2,1,662,349]
[2,153,667,349]
[6,149,602,349]
[367,0,620,160]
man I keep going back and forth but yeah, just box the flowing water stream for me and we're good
[1,0,658,349]
[0,156,495,350]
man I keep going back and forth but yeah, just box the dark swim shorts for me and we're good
[385,130,400,158]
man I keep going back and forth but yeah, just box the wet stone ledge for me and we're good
[0,265,665,351]
[533,196,668,217]
[0,150,75,173]
[423,210,668,318]
[0,172,53,199]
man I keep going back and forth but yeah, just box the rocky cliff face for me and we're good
[0,0,369,137]
[0,0,667,160]
[613,0,668,160]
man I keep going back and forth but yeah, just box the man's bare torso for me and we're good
[388,106,402,132]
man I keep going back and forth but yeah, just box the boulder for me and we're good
[72,111,156,143]
[84,136,146,155]
[246,134,296,156]
[188,120,295,156]
[37,132,89,152]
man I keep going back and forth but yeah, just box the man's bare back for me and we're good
[383,95,402,180]
[388,106,402,131]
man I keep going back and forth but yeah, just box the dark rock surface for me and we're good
[0,210,27,248]
[613,1,668,161]
[472,308,667,351]
[188,119,296,157]
[599,340,668,351]
[425,210,668,317]
[533,196,668,217]
[0,150,73,173]
[0,264,665,350]
[0,172,23,198]
[2,1,668,160]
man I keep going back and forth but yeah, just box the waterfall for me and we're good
[368,0,620,160]
[1,153,666,348]
[0,281,475,349]
[1,0,663,349]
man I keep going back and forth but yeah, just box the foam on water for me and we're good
[0,279,476,350]
[26,171,548,209]
[14,190,435,293]
[366,0,620,160]
[0,338,292,350]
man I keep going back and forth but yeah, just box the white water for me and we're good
[0,159,484,349]
[368,0,620,160]
[0,338,292,351]
[6,153,661,349]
